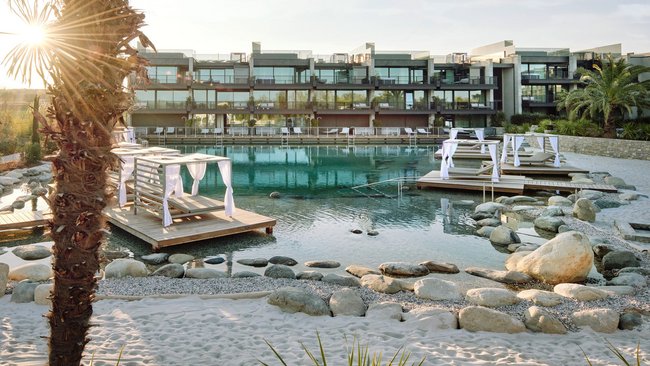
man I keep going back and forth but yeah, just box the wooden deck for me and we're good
[105,205,276,250]
[525,179,618,193]
[499,162,589,176]
[0,210,51,231]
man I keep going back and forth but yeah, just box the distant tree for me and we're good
[556,55,650,137]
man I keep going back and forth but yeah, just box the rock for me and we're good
[268,256,298,266]
[471,212,495,221]
[514,231,594,285]
[465,288,521,307]
[504,251,532,271]
[345,265,380,278]
[360,274,402,294]
[329,288,366,317]
[185,268,227,279]
[237,258,269,267]
[168,254,195,264]
[267,287,330,316]
[296,271,323,281]
[594,198,622,209]
[607,273,647,288]
[269,191,281,199]
[578,190,604,200]
[403,308,458,330]
[419,261,459,274]
[619,193,639,201]
[204,257,226,265]
[602,251,640,271]
[542,206,566,217]
[502,195,538,205]
[533,216,564,232]
[604,176,627,187]
[264,264,296,279]
[548,196,573,207]
[34,283,53,306]
[367,230,379,236]
[489,225,521,245]
[554,284,609,301]
[517,289,564,307]
[413,278,462,301]
[104,259,148,279]
[379,262,429,278]
[453,199,475,206]
[464,267,532,284]
[557,225,571,233]
[0,263,9,296]
[599,286,636,296]
[365,302,402,321]
[475,202,506,214]
[322,273,360,287]
[618,267,650,276]
[524,306,567,334]
[572,198,597,222]
[592,244,615,258]
[9,263,53,281]
[459,306,526,333]
[11,281,39,303]
[141,253,170,265]
[619,311,643,330]
[11,201,25,210]
[515,244,540,253]
[231,271,261,278]
[5,171,23,179]
[350,229,363,234]
[304,260,340,268]
[572,309,619,333]
[15,194,35,203]
[476,226,495,238]
[151,263,185,278]
[476,218,501,227]
[38,173,52,183]
[11,244,51,261]
[31,187,48,196]
[0,176,20,186]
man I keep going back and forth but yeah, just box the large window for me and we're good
[376,67,424,84]
[313,90,366,109]
[195,68,235,83]
[135,90,155,109]
[146,66,178,84]
[522,85,547,102]
[156,90,189,109]
[314,68,351,84]
[253,67,309,84]
[192,90,216,109]
[216,91,250,109]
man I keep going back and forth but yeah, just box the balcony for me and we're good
[375,102,430,114]
[435,76,497,89]
[375,76,427,89]
[253,101,312,113]
[133,100,188,113]
[194,75,249,86]
[313,101,372,114]
[431,101,496,114]
[522,96,556,107]
[251,76,311,89]
[312,76,372,89]
[521,71,576,85]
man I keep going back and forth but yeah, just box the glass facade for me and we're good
[195,68,235,83]
[146,66,179,84]
[216,91,250,109]
[156,90,189,109]
[522,63,570,80]
[375,67,423,84]
[313,90,367,109]
[253,67,309,84]
[135,90,155,109]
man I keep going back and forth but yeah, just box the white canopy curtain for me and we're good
[187,161,207,196]
[500,134,511,163]
[163,164,182,227]
[511,136,525,166]
[440,140,459,179]
[450,128,461,140]
[488,144,499,182]
[536,136,546,153]
[548,136,561,167]
[217,160,235,216]
[118,156,134,207]
[475,128,486,153]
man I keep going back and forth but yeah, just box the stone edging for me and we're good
[557,135,650,160]
[94,290,272,302]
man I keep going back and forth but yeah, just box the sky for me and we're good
[0,0,649,88]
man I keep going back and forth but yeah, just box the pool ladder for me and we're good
[351,176,420,200]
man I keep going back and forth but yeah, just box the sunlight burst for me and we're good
[19,23,47,46]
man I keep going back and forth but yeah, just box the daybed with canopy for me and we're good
[439,139,501,182]
[500,133,561,167]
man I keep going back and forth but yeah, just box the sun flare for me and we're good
[19,23,47,46]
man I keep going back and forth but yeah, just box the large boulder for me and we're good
[184,268,227,279]
[475,202,506,214]
[554,284,609,301]
[267,287,330,316]
[104,259,148,279]
[604,176,627,187]
[465,288,521,307]
[11,281,39,303]
[542,206,566,217]
[365,302,402,321]
[413,278,462,301]
[602,251,640,271]
[141,253,170,265]
[464,267,532,285]
[533,216,564,233]
[504,251,532,271]
[619,311,644,330]
[572,309,619,333]
[12,244,52,260]
[151,263,185,278]
[476,218,501,227]
[513,231,594,285]
[517,289,564,307]
[524,306,567,334]
[476,226,495,238]
[296,271,323,281]
[9,263,53,282]
[379,262,429,278]
[572,198,597,222]
[168,254,194,264]
[322,273,360,287]
[489,225,521,245]
[329,288,366,317]
[304,260,340,268]
[0,263,9,297]
[34,283,53,306]
[237,258,268,267]
[607,273,647,288]
[264,264,296,279]
[419,261,459,274]
[458,306,526,333]
[578,190,604,200]
[548,196,573,207]
[502,195,538,205]
[345,265,380,278]
[360,274,402,294]
[403,308,458,330]
[594,198,622,209]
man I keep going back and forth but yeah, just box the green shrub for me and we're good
[640,124,650,141]
[554,119,603,137]
[24,142,42,164]
[490,111,506,127]
[510,113,557,125]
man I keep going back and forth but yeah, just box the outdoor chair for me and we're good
[293,127,303,135]
[200,129,210,135]
[417,128,430,135]
[447,164,495,179]
[281,127,290,135]
[213,128,223,135]
[166,127,175,135]
[516,152,555,165]
[153,127,163,135]
[325,128,339,136]
[404,127,416,136]
[340,127,350,136]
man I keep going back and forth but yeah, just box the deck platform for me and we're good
[105,205,276,250]
[499,162,589,176]
[0,210,51,231]
[524,179,617,193]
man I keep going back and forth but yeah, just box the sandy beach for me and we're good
[1,151,650,365]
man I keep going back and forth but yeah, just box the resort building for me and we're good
[128,41,648,130]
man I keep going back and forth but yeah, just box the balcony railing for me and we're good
[253,76,310,85]
[521,71,572,80]
[437,76,497,86]
[132,126,447,138]
[313,76,370,85]
[314,101,371,110]
[376,76,425,85]
[375,102,429,111]
[254,101,311,110]
[134,101,187,110]
[432,101,496,111]
[522,96,556,104]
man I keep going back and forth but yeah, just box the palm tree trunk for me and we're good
[603,110,615,138]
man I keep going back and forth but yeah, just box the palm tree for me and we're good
[556,55,650,137]
[3,0,153,364]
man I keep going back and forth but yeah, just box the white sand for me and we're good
[1,295,649,366]
[2,152,650,365]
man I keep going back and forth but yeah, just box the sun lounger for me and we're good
[404,128,416,136]
[293,127,303,135]
[341,127,350,136]
[447,164,495,179]
[153,127,163,135]
[516,152,555,165]
[166,127,175,135]
[325,128,339,136]
[200,128,210,135]
[417,128,430,135]
[281,127,290,135]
